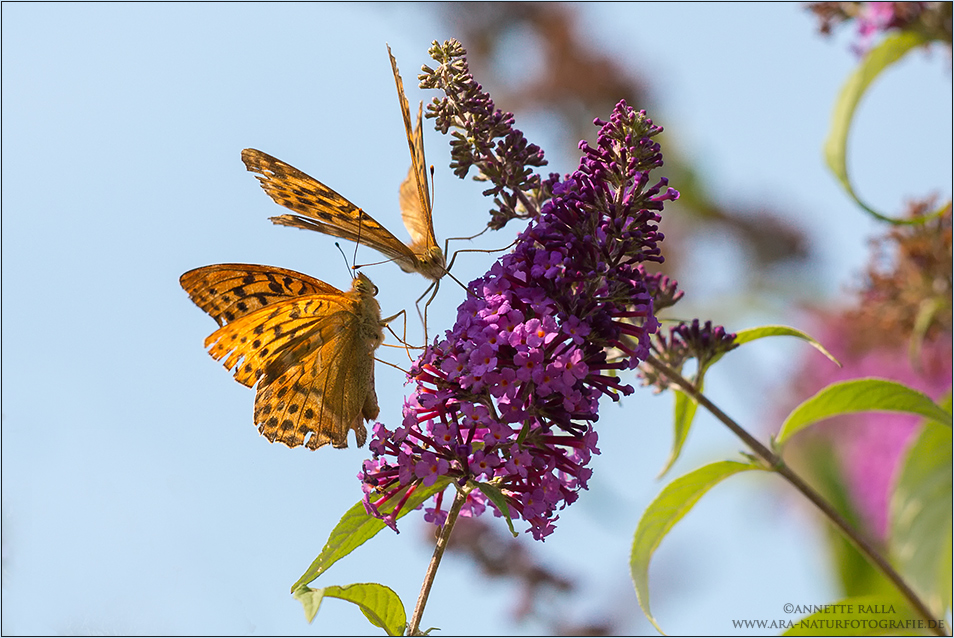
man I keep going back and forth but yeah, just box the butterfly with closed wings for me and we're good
[180,264,387,450]
[241,45,446,285]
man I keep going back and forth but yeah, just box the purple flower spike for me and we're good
[360,99,676,540]
[420,39,557,229]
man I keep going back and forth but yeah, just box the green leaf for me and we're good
[294,583,407,636]
[889,405,953,618]
[823,30,932,223]
[733,325,840,366]
[293,584,325,623]
[658,388,699,478]
[684,324,839,476]
[630,460,762,633]
[291,477,452,592]
[473,481,518,537]
[777,378,952,448]
[781,594,920,636]
[657,325,826,477]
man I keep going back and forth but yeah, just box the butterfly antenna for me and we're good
[352,210,366,271]
[429,164,436,211]
[335,242,353,279]
[355,256,402,269]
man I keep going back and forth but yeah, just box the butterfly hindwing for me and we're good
[388,45,444,279]
[254,311,377,449]
[203,295,346,387]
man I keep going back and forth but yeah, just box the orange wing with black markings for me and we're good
[241,46,445,282]
[180,265,383,450]
[389,43,438,259]
[241,149,425,271]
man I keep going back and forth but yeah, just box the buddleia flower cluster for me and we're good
[360,97,677,540]
[637,319,739,393]
[419,39,556,229]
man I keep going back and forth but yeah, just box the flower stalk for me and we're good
[408,487,469,636]
[645,354,948,636]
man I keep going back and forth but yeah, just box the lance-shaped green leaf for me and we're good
[658,388,699,478]
[732,325,840,366]
[292,477,452,592]
[823,30,932,223]
[777,378,952,448]
[889,395,953,619]
[781,593,919,636]
[658,325,836,477]
[293,582,406,636]
[631,460,762,633]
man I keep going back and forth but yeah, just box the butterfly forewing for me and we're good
[389,46,433,224]
[179,264,341,327]
[181,265,383,450]
[398,104,438,252]
[241,148,418,268]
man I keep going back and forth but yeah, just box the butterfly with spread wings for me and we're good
[180,264,385,450]
[241,45,446,284]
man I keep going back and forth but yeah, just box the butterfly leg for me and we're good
[381,308,417,362]
[438,239,520,301]
[378,309,428,374]
[414,280,439,345]
[375,355,412,376]
[448,239,518,268]
[443,226,490,249]
[443,226,517,278]
[442,226,521,267]
[439,230,488,294]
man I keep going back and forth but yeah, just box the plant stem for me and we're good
[408,487,468,636]
[645,354,949,637]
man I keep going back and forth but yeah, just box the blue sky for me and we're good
[2,3,950,635]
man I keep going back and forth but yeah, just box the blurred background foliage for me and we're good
[425,4,952,634]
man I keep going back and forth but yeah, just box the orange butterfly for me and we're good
[241,45,445,282]
[180,264,384,450]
